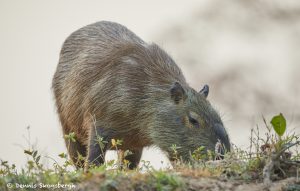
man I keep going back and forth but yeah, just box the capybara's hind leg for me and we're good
[125,149,143,169]
[86,126,112,168]
[65,139,87,169]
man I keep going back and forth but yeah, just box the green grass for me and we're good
[0,114,299,191]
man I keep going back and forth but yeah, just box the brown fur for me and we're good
[52,21,230,169]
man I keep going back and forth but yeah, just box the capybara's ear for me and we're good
[170,82,186,104]
[199,84,209,98]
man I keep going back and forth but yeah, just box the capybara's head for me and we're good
[152,82,230,161]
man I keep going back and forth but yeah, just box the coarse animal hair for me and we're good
[52,21,230,169]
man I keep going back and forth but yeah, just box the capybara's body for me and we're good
[52,21,230,169]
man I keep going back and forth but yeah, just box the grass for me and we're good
[0,114,300,191]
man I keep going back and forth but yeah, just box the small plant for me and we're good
[139,160,153,171]
[170,144,181,162]
[262,113,300,185]
[192,146,208,161]
[93,133,108,164]
[0,113,299,191]
[24,149,42,172]
[150,171,184,191]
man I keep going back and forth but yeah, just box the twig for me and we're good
[263,153,277,185]
[250,128,254,159]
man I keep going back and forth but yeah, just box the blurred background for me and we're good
[0,0,299,169]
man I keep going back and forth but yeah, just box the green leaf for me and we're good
[32,151,37,158]
[270,113,286,136]
[58,153,67,158]
[64,132,77,142]
[36,155,41,163]
[24,150,33,155]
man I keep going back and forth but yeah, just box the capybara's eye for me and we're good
[188,115,200,128]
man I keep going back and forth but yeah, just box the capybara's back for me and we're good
[52,21,230,169]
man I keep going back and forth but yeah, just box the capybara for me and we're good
[52,21,230,169]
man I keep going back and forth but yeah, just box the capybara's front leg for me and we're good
[117,148,142,170]
[125,149,143,169]
[86,126,111,170]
